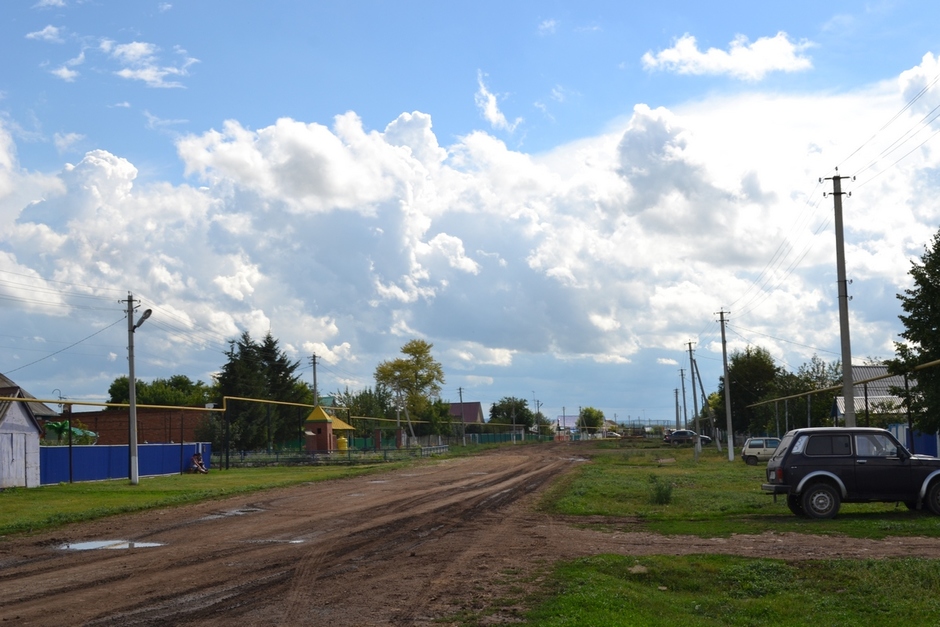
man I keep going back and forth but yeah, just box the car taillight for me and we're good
[774,467,784,483]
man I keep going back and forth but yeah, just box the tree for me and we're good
[488,397,534,430]
[890,228,940,433]
[577,407,605,434]
[334,385,396,437]
[107,374,215,408]
[717,346,781,434]
[374,339,445,438]
[215,331,312,451]
[795,355,841,427]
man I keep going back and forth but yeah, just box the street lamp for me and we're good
[126,292,151,486]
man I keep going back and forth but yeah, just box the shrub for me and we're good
[648,473,673,505]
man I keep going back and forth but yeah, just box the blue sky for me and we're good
[3,1,940,429]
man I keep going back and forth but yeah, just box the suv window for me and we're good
[805,434,851,456]
[855,433,899,458]
[771,434,794,460]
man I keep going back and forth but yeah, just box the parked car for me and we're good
[663,429,711,445]
[762,427,940,519]
[741,437,781,465]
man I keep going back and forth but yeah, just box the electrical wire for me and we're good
[4,316,126,374]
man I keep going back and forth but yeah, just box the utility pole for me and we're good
[311,354,319,407]
[123,293,151,486]
[718,309,735,461]
[822,168,856,427]
[674,388,680,430]
[459,386,466,446]
[534,399,542,439]
[687,342,700,458]
[679,369,688,429]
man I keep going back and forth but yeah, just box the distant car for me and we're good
[741,437,781,465]
[663,429,711,445]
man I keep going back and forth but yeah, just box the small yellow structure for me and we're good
[304,406,355,452]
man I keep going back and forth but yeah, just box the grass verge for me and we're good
[539,442,940,539]
[524,554,940,626]
[0,463,397,537]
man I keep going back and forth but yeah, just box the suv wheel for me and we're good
[745,456,757,466]
[926,482,940,516]
[786,493,806,517]
[801,483,840,519]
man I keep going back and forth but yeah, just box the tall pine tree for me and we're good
[216,331,312,450]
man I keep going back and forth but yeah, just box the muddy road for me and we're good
[3,443,940,626]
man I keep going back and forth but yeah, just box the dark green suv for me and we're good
[762,427,940,519]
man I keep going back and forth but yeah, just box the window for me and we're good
[855,434,899,458]
[747,439,764,449]
[805,434,852,456]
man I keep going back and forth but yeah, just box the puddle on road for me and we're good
[199,507,265,521]
[59,540,164,551]
[367,480,388,484]
[244,539,305,545]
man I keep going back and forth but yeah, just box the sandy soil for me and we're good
[2,442,940,626]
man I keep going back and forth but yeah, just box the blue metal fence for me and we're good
[40,443,212,485]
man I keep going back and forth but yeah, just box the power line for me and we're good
[4,316,126,374]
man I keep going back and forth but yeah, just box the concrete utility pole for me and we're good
[674,388,680,430]
[679,369,688,429]
[687,342,700,458]
[459,387,466,446]
[822,169,856,427]
[311,354,319,406]
[718,309,734,461]
[124,293,151,486]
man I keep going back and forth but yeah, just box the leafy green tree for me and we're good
[107,375,215,407]
[890,229,940,434]
[417,397,453,436]
[374,339,445,438]
[334,385,396,437]
[215,331,312,451]
[717,345,780,434]
[795,354,841,427]
[488,396,534,430]
[577,407,605,434]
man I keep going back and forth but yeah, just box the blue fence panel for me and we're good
[40,447,68,484]
[39,443,212,485]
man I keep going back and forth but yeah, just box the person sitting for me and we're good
[191,452,208,474]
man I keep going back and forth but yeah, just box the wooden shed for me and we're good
[0,386,52,488]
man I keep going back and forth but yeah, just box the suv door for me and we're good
[852,433,915,500]
[798,433,856,494]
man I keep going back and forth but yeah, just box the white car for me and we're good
[741,437,781,465]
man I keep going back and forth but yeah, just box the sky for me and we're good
[3,1,940,429]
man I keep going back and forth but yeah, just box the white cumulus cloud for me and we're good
[642,32,814,81]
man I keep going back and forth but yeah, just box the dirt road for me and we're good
[3,443,940,626]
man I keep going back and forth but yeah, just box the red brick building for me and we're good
[70,408,212,445]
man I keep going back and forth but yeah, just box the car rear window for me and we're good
[771,435,794,460]
[747,439,764,448]
[805,434,852,456]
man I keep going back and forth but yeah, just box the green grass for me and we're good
[524,554,940,626]
[10,440,940,626]
[539,443,940,539]
[0,463,394,537]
